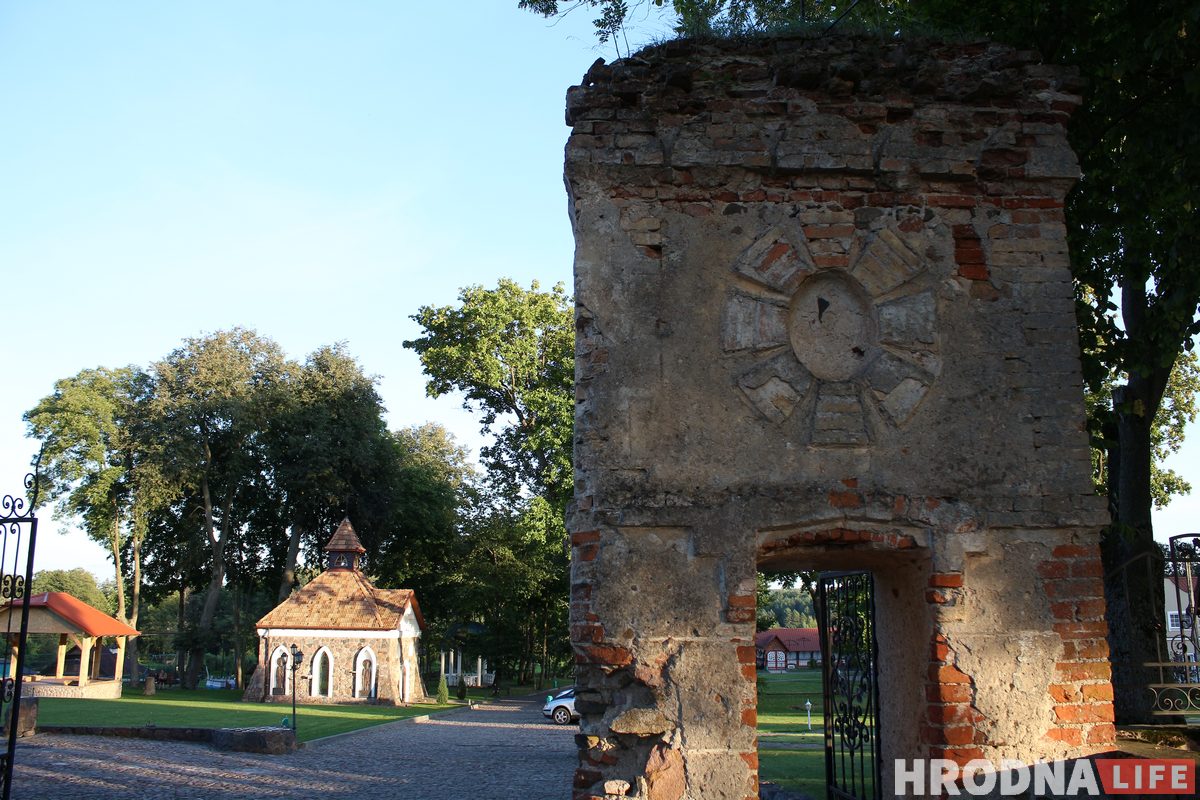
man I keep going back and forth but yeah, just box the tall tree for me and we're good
[267,344,395,601]
[24,366,164,679]
[406,280,575,684]
[367,424,471,596]
[26,367,140,614]
[912,0,1200,726]
[147,328,286,689]
[405,279,575,505]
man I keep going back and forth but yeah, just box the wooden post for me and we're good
[91,639,103,680]
[7,638,18,679]
[78,636,93,687]
[114,636,128,684]
[55,634,68,679]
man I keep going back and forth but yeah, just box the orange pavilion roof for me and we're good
[2,592,140,637]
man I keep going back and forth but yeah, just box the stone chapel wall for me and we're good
[564,35,1115,800]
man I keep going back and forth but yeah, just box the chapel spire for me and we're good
[325,517,366,571]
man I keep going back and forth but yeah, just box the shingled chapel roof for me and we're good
[324,517,366,554]
[256,570,422,631]
[256,519,424,632]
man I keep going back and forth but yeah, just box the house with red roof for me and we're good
[0,591,139,699]
[755,627,821,671]
[243,519,426,705]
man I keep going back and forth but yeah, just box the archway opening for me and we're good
[755,567,826,799]
[755,535,931,800]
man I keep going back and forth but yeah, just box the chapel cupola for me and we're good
[325,517,366,571]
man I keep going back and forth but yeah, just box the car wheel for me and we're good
[552,706,572,725]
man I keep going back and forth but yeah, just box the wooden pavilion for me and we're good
[0,591,139,699]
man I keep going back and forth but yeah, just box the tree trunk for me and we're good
[184,475,229,690]
[176,585,190,681]
[1103,378,1170,724]
[233,583,243,689]
[124,532,143,684]
[109,512,126,622]
[278,521,303,602]
[1102,280,1174,724]
[538,620,549,691]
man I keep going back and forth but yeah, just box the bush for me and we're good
[455,675,467,701]
[436,673,449,704]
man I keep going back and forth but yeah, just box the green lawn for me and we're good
[759,749,827,799]
[36,689,453,743]
[757,670,826,799]
[758,669,824,733]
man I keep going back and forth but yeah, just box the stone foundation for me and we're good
[21,678,123,699]
[564,34,1114,800]
[243,633,420,706]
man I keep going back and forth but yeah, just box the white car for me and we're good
[542,686,578,725]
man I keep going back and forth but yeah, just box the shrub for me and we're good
[436,673,449,704]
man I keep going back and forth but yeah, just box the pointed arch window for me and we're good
[269,645,291,695]
[311,647,333,698]
[354,646,377,699]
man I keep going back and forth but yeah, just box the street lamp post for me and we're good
[289,644,304,736]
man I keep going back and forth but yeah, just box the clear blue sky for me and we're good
[1,2,1195,580]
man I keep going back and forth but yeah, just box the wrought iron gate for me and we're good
[818,571,881,800]
[1,466,39,800]
[1149,533,1200,715]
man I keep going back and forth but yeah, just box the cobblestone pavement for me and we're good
[12,695,576,799]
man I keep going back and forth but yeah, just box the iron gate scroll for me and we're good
[1,467,39,800]
[818,571,881,800]
[1149,533,1200,715]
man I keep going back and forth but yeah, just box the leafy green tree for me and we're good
[394,423,476,492]
[26,367,140,612]
[267,344,396,601]
[520,0,902,47]
[909,0,1200,727]
[449,495,571,688]
[1089,351,1200,509]
[755,573,776,631]
[23,366,168,680]
[406,280,575,687]
[366,424,470,604]
[146,328,287,689]
[31,568,112,614]
[405,279,574,506]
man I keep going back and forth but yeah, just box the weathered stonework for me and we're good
[242,520,426,706]
[565,34,1114,800]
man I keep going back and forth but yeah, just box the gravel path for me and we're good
[12,695,576,799]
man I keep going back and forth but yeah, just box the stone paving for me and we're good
[12,695,576,799]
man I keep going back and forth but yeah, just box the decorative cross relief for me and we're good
[722,218,943,446]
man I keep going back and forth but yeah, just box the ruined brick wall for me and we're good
[565,35,1114,800]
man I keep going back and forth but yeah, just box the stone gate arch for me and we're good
[565,34,1115,800]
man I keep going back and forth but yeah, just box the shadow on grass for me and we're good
[37,688,453,743]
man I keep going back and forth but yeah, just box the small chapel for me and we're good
[243,519,426,705]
